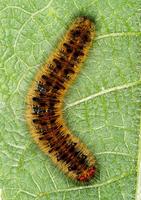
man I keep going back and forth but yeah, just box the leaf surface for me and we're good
[0,0,141,199]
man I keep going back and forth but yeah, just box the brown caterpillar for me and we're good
[26,16,96,182]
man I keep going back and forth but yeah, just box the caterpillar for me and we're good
[26,16,96,182]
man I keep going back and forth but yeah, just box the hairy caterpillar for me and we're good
[26,16,96,182]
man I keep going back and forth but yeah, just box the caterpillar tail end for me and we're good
[77,166,96,182]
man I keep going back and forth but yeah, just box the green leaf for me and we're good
[0,0,141,199]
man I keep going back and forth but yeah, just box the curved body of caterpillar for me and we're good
[26,16,96,182]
